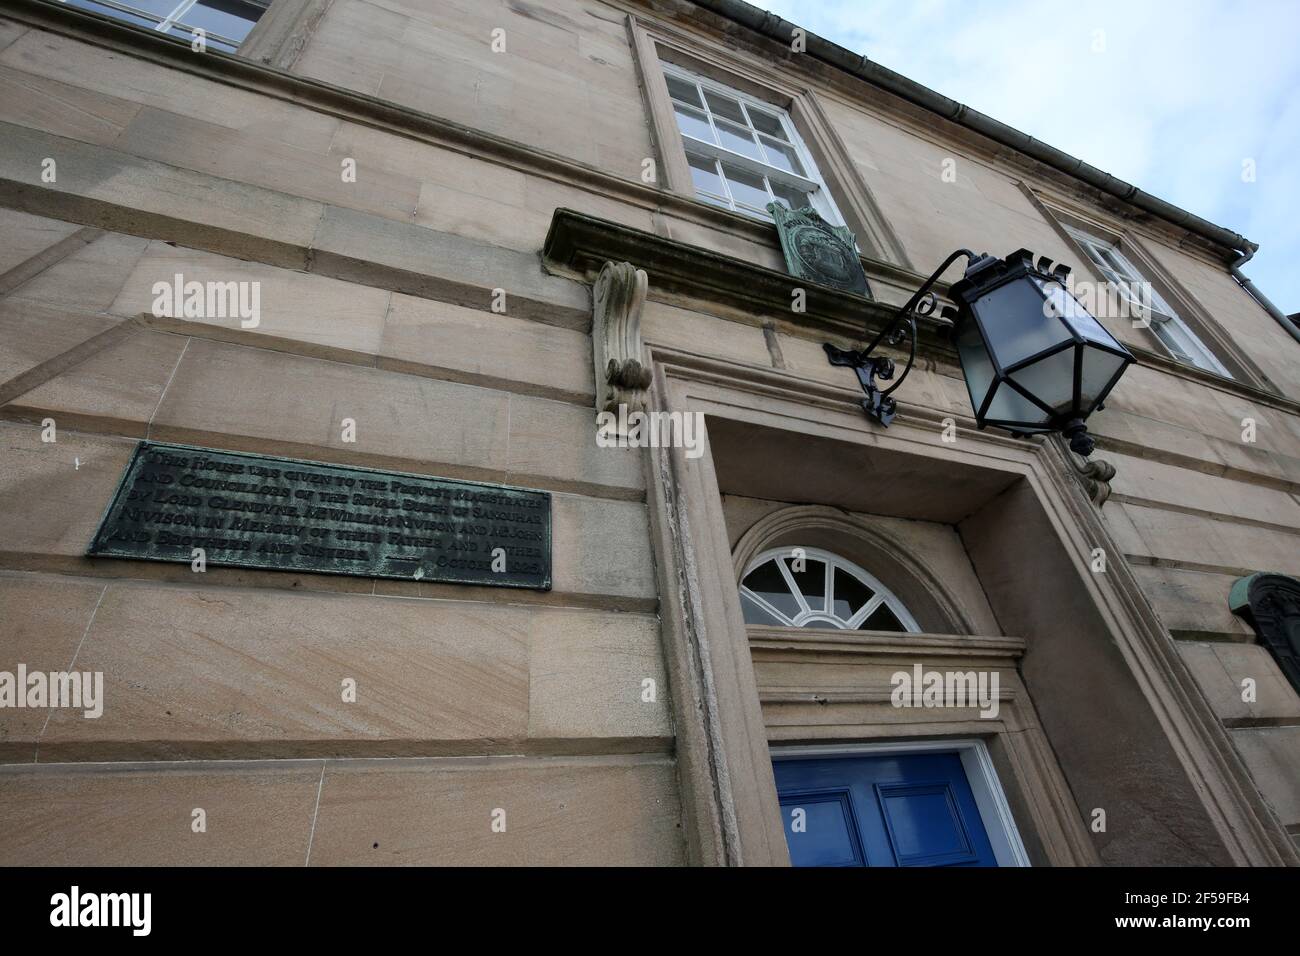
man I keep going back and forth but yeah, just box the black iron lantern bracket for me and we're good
[824,248,975,427]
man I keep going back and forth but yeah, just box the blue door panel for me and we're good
[877,782,979,866]
[778,789,865,867]
[773,751,999,867]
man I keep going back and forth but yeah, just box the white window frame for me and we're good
[661,61,846,227]
[69,0,268,50]
[770,739,1032,867]
[1065,224,1231,377]
[740,546,919,632]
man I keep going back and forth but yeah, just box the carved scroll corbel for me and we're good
[592,260,651,415]
[1054,433,1117,507]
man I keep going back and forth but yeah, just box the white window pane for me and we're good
[1112,278,1140,303]
[673,103,715,144]
[703,91,746,125]
[741,560,800,618]
[164,25,239,51]
[1156,319,1229,374]
[1102,247,1141,282]
[741,591,785,626]
[783,556,827,612]
[721,163,770,210]
[1152,322,1197,363]
[658,63,846,227]
[1146,286,1175,315]
[1130,283,1174,318]
[65,0,170,26]
[686,151,725,196]
[664,74,702,108]
[747,105,788,140]
[832,566,875,620]
[714,117,763,159]
[743,548,919,632]
[770,180,811,211]
[860,603,907,633]
[697,191,731,210]
[759,136,805,176]
[176,0,265,44]
[126,0,182,14]
[1069,225,1231,373]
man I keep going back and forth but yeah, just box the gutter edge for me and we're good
[693,0,1258,258]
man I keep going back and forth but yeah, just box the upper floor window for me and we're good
[65,0,268,53]
[662,62,844,226]
[740,547,919,632]
[1065,224,1231,377]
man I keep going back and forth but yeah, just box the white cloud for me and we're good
[760,0,1300,312]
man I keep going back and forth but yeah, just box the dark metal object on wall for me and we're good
[826,247,1134,451]
[768,203,872,297]
[950,249,1134,457]
[824,248,970,427]
[1230,573,1300,696]
[88,442,552,590]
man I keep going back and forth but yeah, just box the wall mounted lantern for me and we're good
[826,248,1134,456]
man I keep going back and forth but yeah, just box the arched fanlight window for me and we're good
[740,547,920,632]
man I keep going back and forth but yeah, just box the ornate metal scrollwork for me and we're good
[825,249,972,428]
[824,341,902,426]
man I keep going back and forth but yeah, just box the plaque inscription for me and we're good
[88,442,551,590]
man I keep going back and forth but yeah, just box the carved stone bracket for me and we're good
[592,260,651,415]
[1053,433,1117,507]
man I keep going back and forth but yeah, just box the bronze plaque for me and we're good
[88,442,551,590]
[768,203,872,297]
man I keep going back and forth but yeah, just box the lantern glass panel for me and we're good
[1008,345,1078,416]
[1037,278,1119,346]
[985,380,1053,428]
[1080,346,1130,410]
[955,314,997,414]
[973,279,1069,369]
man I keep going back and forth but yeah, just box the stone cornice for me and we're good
[747,626,1026,661]
[543,208,957,356]
[545,209,1300,417]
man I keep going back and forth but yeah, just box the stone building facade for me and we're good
[0,0,1296,866]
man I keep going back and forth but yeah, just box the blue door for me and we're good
[774,752,999,867]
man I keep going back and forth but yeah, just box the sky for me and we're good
[758,0,1300,314]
